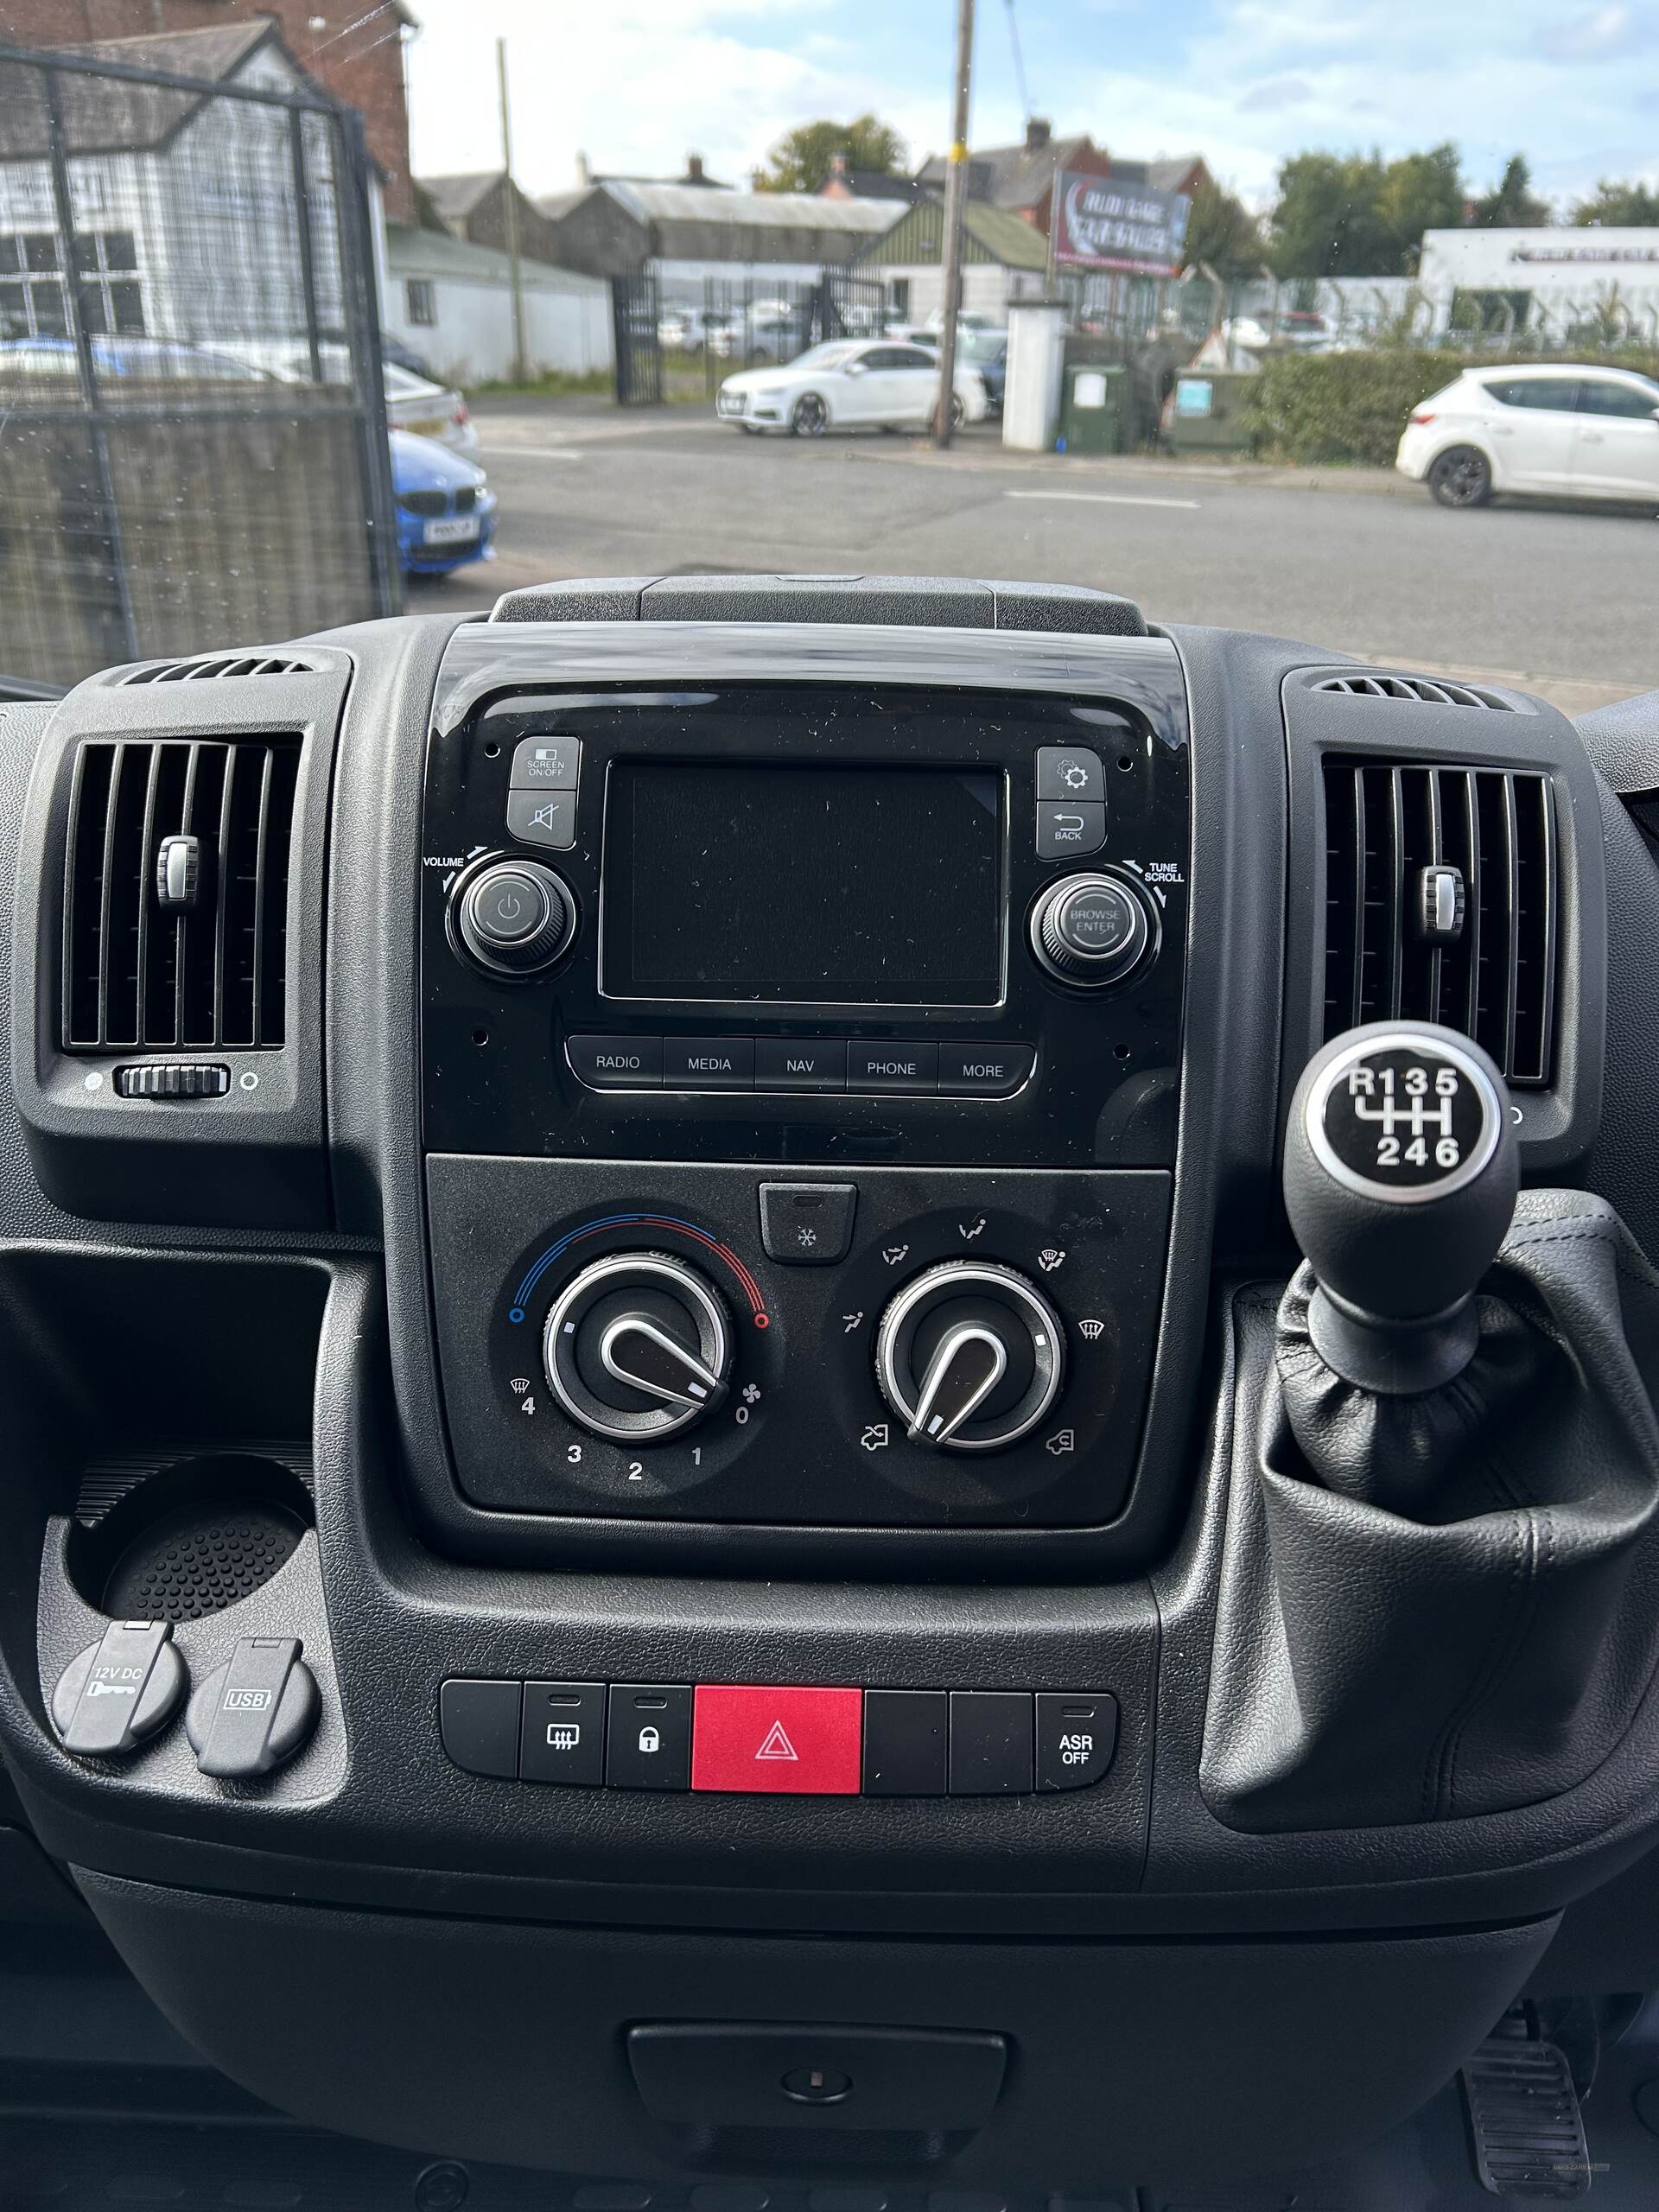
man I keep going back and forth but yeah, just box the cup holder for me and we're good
[67,1454,314,1625]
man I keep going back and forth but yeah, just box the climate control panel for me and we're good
[426,1156,1171,1530]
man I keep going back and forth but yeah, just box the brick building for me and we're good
[0,0,418,220]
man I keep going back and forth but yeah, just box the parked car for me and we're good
[384,362,477,452]
[0,334,276,383]
[1397,363,1659,508]
[391,428,495,576]
[380,332,436,380]
[716,339,988,436]
[958,327,1008,414]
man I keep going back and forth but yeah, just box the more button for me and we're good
[937,1044,1034,1097]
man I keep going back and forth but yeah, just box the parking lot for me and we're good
[424,401,1659,711]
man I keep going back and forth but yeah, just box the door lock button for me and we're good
[606,1683,692,1789]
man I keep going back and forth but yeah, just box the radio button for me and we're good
[568,1035,662,1088]
[755,1037,846,1091]
[848,1042,938,1095]
[938,1044,1035,1096]
[506,790,576,850]
[664,1037,754,1091]
[1036,746,1104,804]
[1036,799,1105,860]
[510,734,581,790]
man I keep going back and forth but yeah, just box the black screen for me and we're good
[603,762,1004,1005]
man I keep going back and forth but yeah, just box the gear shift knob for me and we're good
[1283,1021,1519,1393]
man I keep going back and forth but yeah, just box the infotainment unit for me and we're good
[422,672,1189,1173]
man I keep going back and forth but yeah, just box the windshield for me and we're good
[0,1,1652,720]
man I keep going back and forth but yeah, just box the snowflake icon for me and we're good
[797,1225,817,1249]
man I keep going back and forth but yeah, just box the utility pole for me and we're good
[933,0,975,448]
[497,37,527,385]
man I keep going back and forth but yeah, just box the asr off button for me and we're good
[1035,1690,1119,1792]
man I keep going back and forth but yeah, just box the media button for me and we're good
[755,1037,847,1091]
[568,1034,662,1089]
[664,1037,755,1091]
[938,1043,1035,1096]
[1036,800,1105,860]
[1036,746,1104,804]
[848,1042,938,1095]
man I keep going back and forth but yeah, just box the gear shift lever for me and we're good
[1282,1021,1519,1394]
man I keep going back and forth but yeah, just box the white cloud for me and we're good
[1533,3,1651,60]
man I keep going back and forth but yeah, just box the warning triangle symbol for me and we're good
[754,1720,798,1762]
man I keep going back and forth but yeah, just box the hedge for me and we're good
[1241,347,1659,467]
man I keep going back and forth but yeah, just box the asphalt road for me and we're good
[421,406,1659,707]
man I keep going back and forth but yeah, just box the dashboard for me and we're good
[0,572,1656,2192]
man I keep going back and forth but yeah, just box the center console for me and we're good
[420,638,1189,1553]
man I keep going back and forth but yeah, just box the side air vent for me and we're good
[120,655,315,684]
[1316,673,1514,711]
[61,738,301,1052]
[1321,757,1557,1086]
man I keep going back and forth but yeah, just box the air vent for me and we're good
[61,738,300,1052]
[1316,672,1513,710]
[1320,757,1557,1085]
[120,655,315,684]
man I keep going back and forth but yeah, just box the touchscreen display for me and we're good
[602,761,1004,1005]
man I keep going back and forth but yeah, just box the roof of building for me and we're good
[1109,156,1207,192]
[857,198,1051,271]
[915,132,1099,212]
[601,181,898,233]
[385,222,606,293]
[419,172,504,223]
[0,22,321,161]
[825,168,927,201]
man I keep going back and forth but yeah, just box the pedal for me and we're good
[1461,2034,1591,2198]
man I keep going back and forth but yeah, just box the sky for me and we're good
[397,0,1659,213]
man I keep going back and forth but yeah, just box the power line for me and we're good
[1003,0,1032,125]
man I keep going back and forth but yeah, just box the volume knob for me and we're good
[453,860,575,976]
[1031,872,1149,986]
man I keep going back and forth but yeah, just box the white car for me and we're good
[1396,363,1659,508]
[383,362,478,453]
[716,340,987,436]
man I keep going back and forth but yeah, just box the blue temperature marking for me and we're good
[511,1212,708,1314]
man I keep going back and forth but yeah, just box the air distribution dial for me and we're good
[1029,872,1150,986]
[875,1261,1065,1452]
[452,859,575,976]
[543,1252,732,1443]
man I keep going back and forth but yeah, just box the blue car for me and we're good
[391,429,496,578]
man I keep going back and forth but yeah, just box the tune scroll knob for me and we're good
[875,1261,1065,1453]
[1030,871,1150,986]
[543,1252,732,1443]
[452,859,575,976]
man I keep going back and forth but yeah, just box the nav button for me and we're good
[568,1035,662,1089]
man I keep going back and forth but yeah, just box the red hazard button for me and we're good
[691,1685,863,1795]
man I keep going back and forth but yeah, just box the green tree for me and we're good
[1267,150,1392,277]
[1181,176,1265,281]
[1376,143,1466,270]
[1471,155,1550,228]
[758,116,907,194]
[1268,144,1465,276]
[1571,178,1659,226]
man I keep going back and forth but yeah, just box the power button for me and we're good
[453,859,576,976]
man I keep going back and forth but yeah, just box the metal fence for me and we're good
[0,41,399,690]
